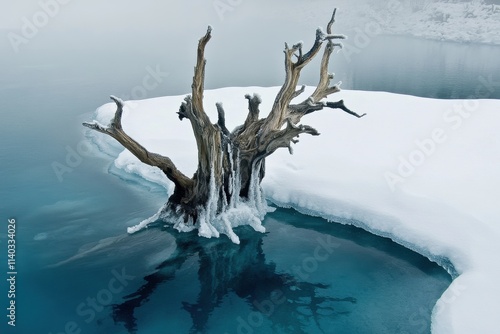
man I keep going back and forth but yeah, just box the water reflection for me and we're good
[112,223,356,334]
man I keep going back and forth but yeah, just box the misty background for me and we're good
[1,0,499,211]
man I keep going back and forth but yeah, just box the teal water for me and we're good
[4,199,452,334]
[4,33,497,333]
[0,130,451,333]
[0,130,452,333]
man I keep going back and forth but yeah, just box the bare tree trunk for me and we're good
[83,9,365,242]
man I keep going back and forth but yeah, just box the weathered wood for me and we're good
[83,97,193,191]
[84,9,364,226]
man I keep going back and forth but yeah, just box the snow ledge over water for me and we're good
[87,87,500,334]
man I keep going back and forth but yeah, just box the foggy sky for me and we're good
[2,0,495,97]
[2,0,344,93]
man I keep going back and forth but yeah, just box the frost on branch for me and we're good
[83,9,365,243]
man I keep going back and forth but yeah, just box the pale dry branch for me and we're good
[83,96,193,189]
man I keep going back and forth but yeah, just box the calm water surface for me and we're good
[9,203,452,333]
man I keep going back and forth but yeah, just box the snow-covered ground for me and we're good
[274,0,500,45]
[87,86,500,333]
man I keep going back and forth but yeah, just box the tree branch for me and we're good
[287,9,362,123]
[288,98,365,124]
[231,94,262,140]
[327,8,336,34]
[177,96,190,121]
[253,9,362,158]
[309,42,340,103]
[243,93,261,127]
[83,96,193,189]
[260,119,320,158]
[326,100,366,118]
[182,26,224,179]
[187,26,213,130]
[262,10,346,136]
[291,85,306,100]
[309,9,344,104]
[216,102,230,135]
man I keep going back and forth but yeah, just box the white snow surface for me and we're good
[88,86,500,334]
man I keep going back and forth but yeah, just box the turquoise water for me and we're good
[0,134,451,333]
[0,133,452,333]
[3,197,452,333]
[5,33,498,333]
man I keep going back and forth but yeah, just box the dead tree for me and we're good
[83,9,365,241]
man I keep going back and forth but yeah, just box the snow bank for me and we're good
[87,87,500,333]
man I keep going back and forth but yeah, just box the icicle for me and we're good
[247,161,263,216]
[127,203,168,234]
[222,215,240,244]
[197,206,219,239]
[219,143,228,213]
[203,160,219,232]
[247,161,273,219]
[227,144,234,196]
[248,215,266,233]
[221,187,228,211]
[230,147,242,209]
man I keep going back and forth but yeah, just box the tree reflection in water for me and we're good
[112,224,356,333]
